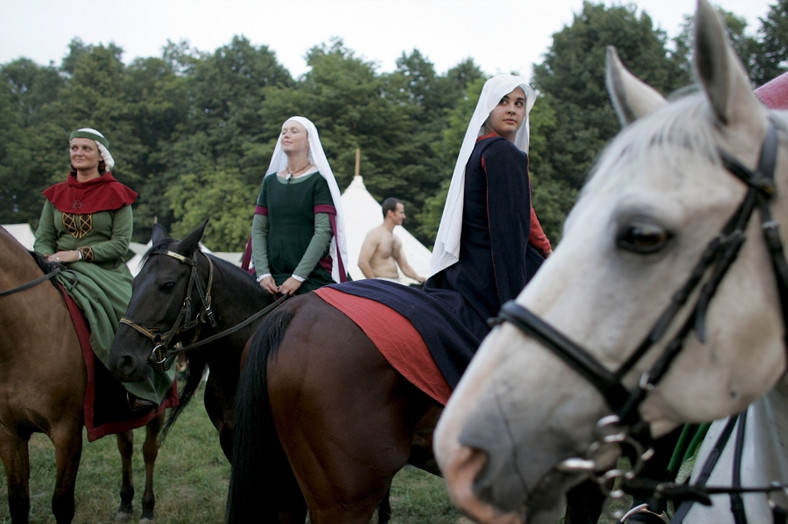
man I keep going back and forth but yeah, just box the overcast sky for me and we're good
[0,0,774,78]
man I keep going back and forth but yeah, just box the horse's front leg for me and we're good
[50,423,83,524]
[0,430,33,523]
[115,430,135,522]
[140,413,165,523]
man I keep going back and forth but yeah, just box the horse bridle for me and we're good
[119,249,218,370]
[490,121,788,505]
[119,248,288,372]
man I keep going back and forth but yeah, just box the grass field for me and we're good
[0,382,641,523]
[0,385,464,524]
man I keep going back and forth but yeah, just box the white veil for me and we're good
[428,74,536,277]
[265,116,349,283]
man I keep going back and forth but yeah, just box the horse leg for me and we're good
[139,413,165,523]
[115,430,135,522]
[49,424,82,524]
[269,300,417,524]
[0,431,32,523]
[377,487,392,524]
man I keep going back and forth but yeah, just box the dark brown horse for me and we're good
[108,222,410,523]
[108,221,277,462]
[225,284,446,523]
[0,225,164,523]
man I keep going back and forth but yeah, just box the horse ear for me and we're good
[693,0,762,127]
[181,220,209,255]
[605,46,667,127]
[150,223,167,245]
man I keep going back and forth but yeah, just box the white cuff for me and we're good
[256,273,271,282]
[291,274,305,282]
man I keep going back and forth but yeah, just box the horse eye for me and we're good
[616,222,671,254]
[161,281,177,292]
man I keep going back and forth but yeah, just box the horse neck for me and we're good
[202,255,274,327]
[0,230,45,282]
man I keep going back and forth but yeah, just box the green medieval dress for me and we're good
[252,171,336,294]
[34,172,174,404]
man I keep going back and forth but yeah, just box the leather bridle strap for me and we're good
[489,121,787,428]
[119,249,216,367]
[495,303,631,413]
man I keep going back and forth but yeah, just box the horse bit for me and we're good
[490,120,788,521]
[119,249,287,372]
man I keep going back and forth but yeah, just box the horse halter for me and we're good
[120,249,217,371]
[491,120,788,456]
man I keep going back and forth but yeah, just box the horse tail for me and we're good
[158,354,207,447]
[226,306,303,523]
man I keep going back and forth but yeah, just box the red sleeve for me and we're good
[528,206,552,256]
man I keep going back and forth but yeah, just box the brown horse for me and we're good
[108,221,410,523]
[225,284,447,523]
[0,225,165,523]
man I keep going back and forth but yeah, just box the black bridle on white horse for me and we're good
[490,121,788,519]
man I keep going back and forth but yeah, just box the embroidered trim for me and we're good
[78,246,94,262]
[62,212,93,239]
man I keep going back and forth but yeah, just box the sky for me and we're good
[0,0,775,79]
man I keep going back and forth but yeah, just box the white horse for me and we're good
[434,0,788,523]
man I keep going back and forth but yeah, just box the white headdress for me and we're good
[265,116,349,283]
[429,74,536,277]
[69,127,115,171]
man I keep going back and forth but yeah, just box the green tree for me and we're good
[166,168,251,251]
[0,59,67,224]
[149,37,293,241]
[532,1,687,190]
[751,0,788,85]
[671,7,760,84]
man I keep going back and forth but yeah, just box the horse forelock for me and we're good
[569,95,727,216]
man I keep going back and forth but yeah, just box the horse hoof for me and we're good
[114,510,132,522]
[138,518,154,524]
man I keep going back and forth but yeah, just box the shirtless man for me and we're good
[357,197,425,284]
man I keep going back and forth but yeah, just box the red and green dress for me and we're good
[35,172,174,404]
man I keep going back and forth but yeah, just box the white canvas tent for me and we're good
[3,223,36,250]
[340,175,432,284]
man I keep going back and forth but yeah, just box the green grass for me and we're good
[0,386,463,524]
[1,383,652,523]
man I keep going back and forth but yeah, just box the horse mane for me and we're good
[592,93,722,189]
[562,92,733,236]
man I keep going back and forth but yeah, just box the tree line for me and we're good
[1,1,785,251]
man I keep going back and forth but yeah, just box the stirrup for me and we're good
[618,503,669,523]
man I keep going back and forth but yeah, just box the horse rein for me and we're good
[489,121,788,515]
[120,249,218,370]
[119,249,289,371]
[0,266,62,297]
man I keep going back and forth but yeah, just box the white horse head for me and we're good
[434,0,788,522]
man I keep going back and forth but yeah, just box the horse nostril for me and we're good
[114,354,140,380]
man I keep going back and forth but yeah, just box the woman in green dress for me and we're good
[251,116,349,296]
[34,128,173,408]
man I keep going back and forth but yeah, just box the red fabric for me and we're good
[756,72,788,110]
[314,287,451,405]
[56,283,178,441]
[529,206,552,256]
[315,204,348,282]
[42,172,137,214]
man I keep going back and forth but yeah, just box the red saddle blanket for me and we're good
[57,283,178,441]
[314,287,452,405]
